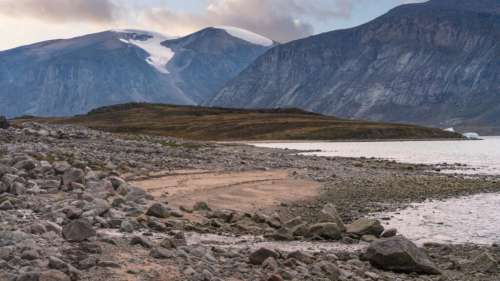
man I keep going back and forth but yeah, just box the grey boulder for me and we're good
[364,236,440,274]
[62,219,96,242]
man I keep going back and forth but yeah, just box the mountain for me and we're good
[0,27,274,117]
[210,0,500,133]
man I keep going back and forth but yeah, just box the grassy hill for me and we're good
[14,103,463,141]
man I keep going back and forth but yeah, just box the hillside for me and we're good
[0,27,274,117]
[14,103,463,141]
[210,0,500,134]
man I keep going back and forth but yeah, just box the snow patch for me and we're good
[115,30,175,74]
[214,26,274,47]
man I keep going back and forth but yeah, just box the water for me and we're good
[252,136,500,175]
[372,193,500,245]
[252,137,500,245]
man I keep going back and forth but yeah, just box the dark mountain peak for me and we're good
[163,26,274,54]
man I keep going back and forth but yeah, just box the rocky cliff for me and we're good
[210,0,500,133]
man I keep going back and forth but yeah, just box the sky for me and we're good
[0,0,427,51]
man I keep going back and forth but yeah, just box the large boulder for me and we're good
[62,219,96,242]
[346,218,384,237]
[318,203,346,231]
[306,223,342,240]
[0,116,9,129]
[364,236,440,274]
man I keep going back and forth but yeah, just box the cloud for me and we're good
[0,0,117,24]
[142,0,372,43]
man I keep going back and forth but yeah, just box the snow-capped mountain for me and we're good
[210,0,500,134]
[0,27,275,117]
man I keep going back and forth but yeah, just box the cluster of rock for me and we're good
[0,123,498,281]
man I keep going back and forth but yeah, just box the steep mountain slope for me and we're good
[211,0,500,133]
[0,27,274,117]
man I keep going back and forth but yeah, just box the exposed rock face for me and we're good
[211,0,500,133]
[364,236,441,274]
[0,28,274,117]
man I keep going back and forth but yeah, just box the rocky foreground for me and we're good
[0,122,499,281]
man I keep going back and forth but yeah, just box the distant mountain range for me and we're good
[0,26,274,117]
[210,0,500,134]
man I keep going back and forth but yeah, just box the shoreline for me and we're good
[1,123,499,281]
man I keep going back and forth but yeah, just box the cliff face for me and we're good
[0,28,273,117]
[210,0,500,132]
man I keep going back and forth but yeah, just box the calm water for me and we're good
[252,136,500,175]
[252,137,500,245]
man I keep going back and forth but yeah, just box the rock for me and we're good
[49,256,70,270]
[267,274,284,281]
[150,247,174,259]
[14,159,36,171]
[193,201,211,211]
[249,247,278,265]
[306,223,342,240]
[97,261,121,268]
[53,161,71,174]
[130,236,153,249]
[108,176,126,189]
[39,270,70,281]
[62,219,96,242]
[0,116,9,129]
[361,234,378,243]
[364,236,441,274]
[62,168,85,186]
[120,220,134,233]
[381,228,398,238]
[0,200,14,210]
[346,218,384,237]
[287,251,314,265]
[318,203,346,231]
[315,261,341,280]
[15,272,39,281]
[263,256,279,272]
[468,251,498,273]
[146,203,171,218]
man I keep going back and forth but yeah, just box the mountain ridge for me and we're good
[0,27,275,117]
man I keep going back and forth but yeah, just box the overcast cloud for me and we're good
[0,0,117,24]
[0,0,427,50]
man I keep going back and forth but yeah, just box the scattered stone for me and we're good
[306,223,342,240]
[62,168,85,186]
[39,270,70,281]
[249,247,278,265]
[130,236,153,248]
[364,236,441,274]
[193,201,211,211]
[146,203,171,218]
[150,247,175,259]
[381,228,398,238]
[62,219,96,242]
[346,218,384,237]
[468,251,498,273]
[318,203,346,231]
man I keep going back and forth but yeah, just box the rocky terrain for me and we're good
[210,0,500,134]
[0,121,499,281]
